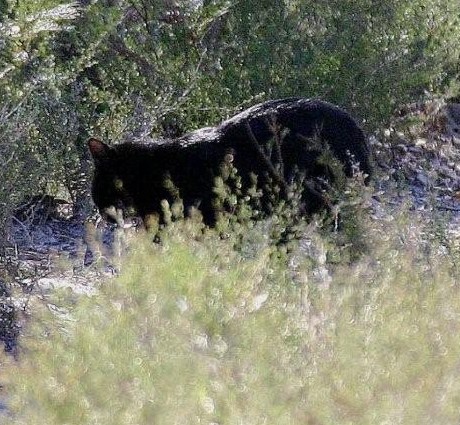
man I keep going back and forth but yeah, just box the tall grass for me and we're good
[3,213,460,424]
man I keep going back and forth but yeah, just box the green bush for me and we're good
[2,0,460,241]
[0,1,86,235]
[3,214,460,424]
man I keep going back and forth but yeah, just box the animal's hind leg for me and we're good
[199,196,218,227]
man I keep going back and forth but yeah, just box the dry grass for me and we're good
[2,209,460,424]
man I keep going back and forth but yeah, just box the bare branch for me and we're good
[266,114,285,177]
[244,120,289,197]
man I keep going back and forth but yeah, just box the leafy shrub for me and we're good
[2,0,460,245]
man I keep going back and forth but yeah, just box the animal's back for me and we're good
[88,97,372,226]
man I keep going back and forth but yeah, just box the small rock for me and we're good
[250,293,269,312]
[395,144,408,153]
[415,172,430,187]
[407,145,424,154]
[415,138,427,147]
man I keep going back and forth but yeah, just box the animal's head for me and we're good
[88,138,138,227]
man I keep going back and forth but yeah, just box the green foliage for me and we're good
[4,214,460,423]
[189,0,460,126]
[2,0,460,240]
[0,1,84,235]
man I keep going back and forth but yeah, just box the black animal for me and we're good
[88,98,372,227]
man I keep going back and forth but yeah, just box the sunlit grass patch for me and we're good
[3,214,460,424]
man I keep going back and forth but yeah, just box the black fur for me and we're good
[88,98,372,226]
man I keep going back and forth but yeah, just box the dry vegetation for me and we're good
[3,199,460,424]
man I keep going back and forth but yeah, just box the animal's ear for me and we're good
[88,138,112,161]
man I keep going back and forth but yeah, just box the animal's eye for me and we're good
[113,177,124,190]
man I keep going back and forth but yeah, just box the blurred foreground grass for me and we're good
[3,213,460,424]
